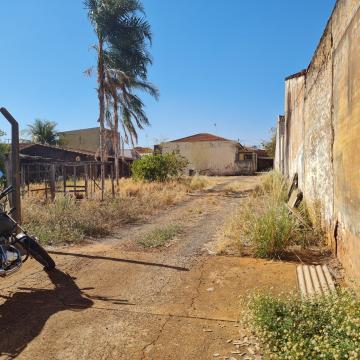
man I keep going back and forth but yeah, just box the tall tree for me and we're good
[261,127,276,158]
[84,0,156,184]
[104,68,158,182]
[27,119,59,145]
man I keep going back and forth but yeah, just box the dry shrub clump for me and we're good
[248,290,360,359]
[22,178,201,245]
[223,171,321,258]
[187,176,210,191]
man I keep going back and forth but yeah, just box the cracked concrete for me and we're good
[0,176,297,359]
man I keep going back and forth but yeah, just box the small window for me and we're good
[236,152,244,162]
[245,154,253,161]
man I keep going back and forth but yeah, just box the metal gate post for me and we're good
[0,107,21,223]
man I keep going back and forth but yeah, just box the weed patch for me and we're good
[137,224,183,248]
[222,171,322,258]
[22,178,202,245]
[247,290,360,359]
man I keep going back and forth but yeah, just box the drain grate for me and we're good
[297,265,335,297]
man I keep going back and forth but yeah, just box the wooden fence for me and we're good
[20,161,115,200]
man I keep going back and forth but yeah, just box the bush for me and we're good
[248,290,360,359]
[131,153,188,182]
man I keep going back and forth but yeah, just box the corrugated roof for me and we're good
[19,143,96,156]
[134,146,152,154]
[170,133,231,143]
[245,146,273,158]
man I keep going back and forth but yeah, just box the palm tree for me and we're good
[84,0,155,185]
[104,67,158,182]
[27,119,59,145]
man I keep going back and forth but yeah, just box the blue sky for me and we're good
[0,0,335,147]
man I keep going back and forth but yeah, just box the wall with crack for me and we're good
[276,0,360,285]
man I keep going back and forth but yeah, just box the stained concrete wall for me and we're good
[59,128,114,154]
[276,0,360,285]
[161,141,256,176]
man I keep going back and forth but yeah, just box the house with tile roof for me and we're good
[156,133,257,175]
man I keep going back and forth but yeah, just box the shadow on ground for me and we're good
[48,251,189,272]
[0,269,93,358]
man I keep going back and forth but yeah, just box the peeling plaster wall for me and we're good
[332,3,360,283]
[161,141,255,175]
[274,116,285,173]
[284,75,305,188]
[277,0,360,285]
[303,28,334,228]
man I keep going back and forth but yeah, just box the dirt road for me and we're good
[0,176,297,360]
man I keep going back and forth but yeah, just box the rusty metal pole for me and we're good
[0,108,21,223]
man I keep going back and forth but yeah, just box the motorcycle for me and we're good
[0,185,55,276]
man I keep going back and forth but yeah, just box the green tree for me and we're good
[0,143,10,174]
[132,153,188,182]
[84,0,156,184]
[261,127,276,158]
[27,119,59,145]
[0,130,9,185]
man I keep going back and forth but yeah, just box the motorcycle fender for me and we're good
[14,233,30,256]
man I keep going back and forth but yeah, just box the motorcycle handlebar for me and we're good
[0,185,14,201]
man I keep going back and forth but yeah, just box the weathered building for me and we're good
[8,143,138,181]
[134,146,153,157]
[157,133,257,175]
[275,0,360,285]
[246,147,274,172]
[59,127,115,154]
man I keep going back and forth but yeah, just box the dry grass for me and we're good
[223,177,261,194]
[22,178,208,245]
[219,171,322,258]
[187,176,211,191]
[137,224,183,248]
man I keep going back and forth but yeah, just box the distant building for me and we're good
[59,127,115,154]
[156,133,257,176]
[245,147,274,172]
[134,146,153,157]
[6,143,138,181]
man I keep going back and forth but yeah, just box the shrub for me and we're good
[248,290,360,359]
[131,153,188,182]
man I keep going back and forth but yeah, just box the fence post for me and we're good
[63,165,67,194]
[49,164,56,201]
[101,163,104,201]
[0,108,21,223]
[84,164,88,199]
[111,164,115,198]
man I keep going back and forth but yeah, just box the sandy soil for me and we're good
[0,176,297,360]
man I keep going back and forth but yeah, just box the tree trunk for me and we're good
[97,35,105,197]
[113,95,120,185]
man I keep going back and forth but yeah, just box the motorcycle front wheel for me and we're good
[20,236,56,270]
